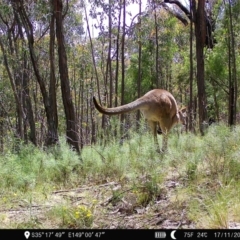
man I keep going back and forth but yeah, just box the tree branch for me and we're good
[164,0,191,21]
[162,2,189,26]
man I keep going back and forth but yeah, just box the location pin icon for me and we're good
[24,231,30,239]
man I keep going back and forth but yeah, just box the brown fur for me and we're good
[93,89,187,152]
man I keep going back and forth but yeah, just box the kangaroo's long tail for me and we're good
[93,96,145,115]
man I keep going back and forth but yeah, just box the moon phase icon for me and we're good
[171,230,176,239]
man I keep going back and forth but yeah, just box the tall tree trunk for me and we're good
[189,0,194,132]
[53,0,80,153]
[226,0,237,126]
[48,11,59,145]
[115,2,122,108]
[107,0,113,107]
[90,77,96,144]
[153,0,160,88]
[22,53,36,145]
[120,0,126,133]
[14,18,35,144]
[193,0,207,135]
[113,1,122,138]
[79,66,84,148]
[136,0,142,129]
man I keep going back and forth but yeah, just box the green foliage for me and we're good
[204,0,240,118]
[14,217,42,229]
[48,204,93,228]
[124,10,188,102]
[0,138,80,192]
[135,174,162,207]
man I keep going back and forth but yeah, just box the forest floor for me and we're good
[2,161,240,230]
[2,124,240,229]
[1,175,195,229]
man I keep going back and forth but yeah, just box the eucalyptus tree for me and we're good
[205,0,240,125]
[224,0,238,126]
[192,0,207,135]
[0,0,37,146]
[52,0,80,153]
[2,0,60,147]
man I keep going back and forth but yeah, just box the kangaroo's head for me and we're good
[178,107,187,125]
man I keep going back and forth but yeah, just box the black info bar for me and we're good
[0,229,240,240]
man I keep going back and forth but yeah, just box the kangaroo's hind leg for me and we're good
[148,120,160,152]
[159,118,173,152]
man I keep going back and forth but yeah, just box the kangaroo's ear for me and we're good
[180,107,187,113]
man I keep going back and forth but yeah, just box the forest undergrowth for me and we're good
[1,123,240,229]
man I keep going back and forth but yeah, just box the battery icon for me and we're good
[155,231,166,238]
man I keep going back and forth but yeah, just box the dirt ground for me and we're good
[1,179,196,229]
[2,178,240,230]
